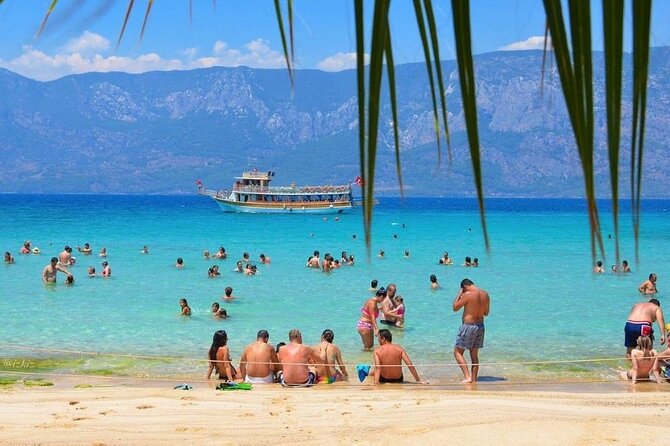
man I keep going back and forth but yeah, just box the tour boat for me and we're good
[196,171,361,214]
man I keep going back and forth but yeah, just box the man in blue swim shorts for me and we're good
[624,299,665,357]
[453,279,490,383]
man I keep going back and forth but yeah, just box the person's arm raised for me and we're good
[452,290,468,312]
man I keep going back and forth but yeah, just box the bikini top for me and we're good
[361,302,379,319]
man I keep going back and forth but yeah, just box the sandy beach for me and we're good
[1,379,669,445]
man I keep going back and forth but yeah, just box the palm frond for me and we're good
[36,0,59,38]
[361,0,391,250]
[117,0,136,48]
[139,0,154,43]
[384,32,403,195]
[423,0,451,160]
[543,0,603,261]
[451,0,489,251]
[631,0,651,263]
[602,0,623,267]
[354,0,368,253]
[273,0,294,88]
[412,0,444,164]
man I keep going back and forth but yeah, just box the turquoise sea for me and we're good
[1,195,669,384]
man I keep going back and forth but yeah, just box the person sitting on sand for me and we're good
[4,251,15,264]
[639,273,658,295]
[313,329,348,383]
[277,329,320,386]
[206,330,237,381]
[620,335,661,384]
[239,330,281,384]
[430,274,440,290]
[179,298,191,316]
[373,329,424,384]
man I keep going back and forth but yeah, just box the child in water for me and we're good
[388,296,405,328]
[179,298,191,316]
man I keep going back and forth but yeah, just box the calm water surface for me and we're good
[1,195,668,383]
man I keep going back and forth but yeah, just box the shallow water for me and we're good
[1,195,668,383]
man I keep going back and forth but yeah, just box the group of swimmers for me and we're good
[205,250,269,277]
[306,250,355,271]
[436,252,479,267]
[594,259,632,274]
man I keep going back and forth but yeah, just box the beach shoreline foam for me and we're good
[1,380,669,445]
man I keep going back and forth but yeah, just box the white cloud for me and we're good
[317,52,368,72]
[499,36,552,51]
[0,32,289,81]
[182,47,198,59]
[62,31,111,55]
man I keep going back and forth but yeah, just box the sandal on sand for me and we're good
[173,384,193,390]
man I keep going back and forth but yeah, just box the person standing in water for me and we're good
[452,278,490,383]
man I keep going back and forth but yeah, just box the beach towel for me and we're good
[356,364,371,382]
[216,382,252,391]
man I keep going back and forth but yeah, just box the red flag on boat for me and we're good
[195,179,202,185]
[353,176,363,186]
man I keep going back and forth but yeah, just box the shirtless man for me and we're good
[223,286,236,302]
[42,257,73,284]
[58,246,73,266]
[624,299,665,357]
[638,273,658,295]
[313,329,348,382]
[373,329,423,384]
[452,278,490,383]
[379,283,398,326]
[277,329,321,386]
[77,243,92,255]
[307,251,320,268]
[239,330,281,384]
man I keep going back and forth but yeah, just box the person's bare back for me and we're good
[277,329,319,385]
[240,340,279,380]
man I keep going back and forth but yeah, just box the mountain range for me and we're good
[1,47,670,197]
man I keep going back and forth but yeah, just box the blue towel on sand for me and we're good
[357,364,371,382]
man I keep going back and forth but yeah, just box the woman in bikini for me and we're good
[313,329,349,382]
[620,335,661,384]
[206,330,237,381]
[357,288,386,350]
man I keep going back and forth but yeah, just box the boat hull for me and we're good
[212,196,353,214]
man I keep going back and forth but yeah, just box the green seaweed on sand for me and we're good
[0,376,19,386]
[23,379,54,387]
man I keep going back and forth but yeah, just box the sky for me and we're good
[0,1,669,81]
